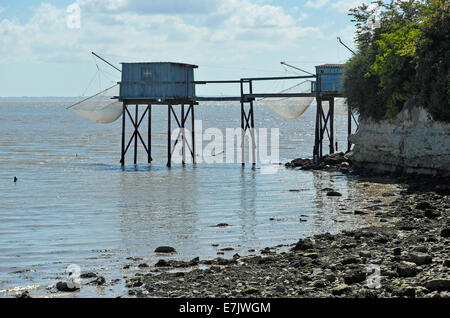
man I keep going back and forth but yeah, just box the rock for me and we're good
[213,223,229,227]
[325,273,336,282]
[392,286,416,298]
[341,256,361,265]
[424,209,440,219]
[412,246,428,253]
[443,259,450,267]
[393,248,402,256]
[435,185,450,196]
[440,227,450,238]
[374,236,389,244]
[189,257,200,266]
[354,210,368,215]
[332,284,351,295]
[89,276,105,286]
[408,252,432,265]
[14,177,18,183]
[216,258,237,266]
[274,285,285,293]
[313,280,327,288]
[424,279,450,292]
[242,287,259,295]
[396,261,417,277]
[155,259,170,267]
[327,191,342,197]
[304,252,319,259]
[416,202,432,210]
[16,291,31,298]
[80,272,97,279]
[359,250,371,258]
[292,238,314,251]
[138,263,149,268]
[343,268,366,285]
[56,281,80,292]
[154,246,176,253]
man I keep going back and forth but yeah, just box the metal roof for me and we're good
[120,62,198,68]
[315,64,346,68]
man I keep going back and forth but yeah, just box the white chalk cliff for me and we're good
[350,104,450,176]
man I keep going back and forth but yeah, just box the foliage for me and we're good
[415,0,450,122]
[343,0,450,122]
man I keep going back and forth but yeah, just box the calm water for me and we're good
[0,100,396,297]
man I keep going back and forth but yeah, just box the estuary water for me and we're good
[0,100,397,297]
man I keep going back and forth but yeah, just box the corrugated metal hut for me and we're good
[119,62,198,102]
[311,64,345,93]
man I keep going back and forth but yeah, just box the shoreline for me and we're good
[121,159,450,298]
[12,157,450,298]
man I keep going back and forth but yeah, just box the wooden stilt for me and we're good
[121,103,126,166]
[348,104,352,152]
[330,98,335,154]
[134,105,138,165]
[181,104,186,165]
[148,104,152,164]
[191,104,196,164]
[240,80,245,167]
[319,99,323,159]
[249,80,256,167]
[167,105,172,167]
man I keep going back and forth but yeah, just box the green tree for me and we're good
[415,0,450,122]
[343,0,449,122]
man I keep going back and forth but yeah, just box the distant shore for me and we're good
[121,164,450,298]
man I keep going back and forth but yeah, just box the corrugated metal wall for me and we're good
[120,63,196,100]
[311,66,344,92]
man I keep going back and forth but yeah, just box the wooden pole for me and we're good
[191,104,196,164]
[167,105,172,167]
[121,103,126,166]
[249,80,256,167]
[330,98,335,154]
[348,104,352,152]
[240,79,245,167]
[319,99,323,159]
[148,104,152,164]
[181,104,186,165]
[134,105,138,165]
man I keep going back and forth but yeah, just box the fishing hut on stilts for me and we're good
[69,53,359,167]
[117,62,198,167]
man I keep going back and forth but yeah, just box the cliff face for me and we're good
[350,106,450,176]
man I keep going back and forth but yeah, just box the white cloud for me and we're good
[0,0,322,65]
[331,0,368,13]
[77,0,221,15]
[305,0,367,12]
[305,0,330,9]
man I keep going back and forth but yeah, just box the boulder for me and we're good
[424,279,450,292]
[408,252,432,265]
[396,261,417,278]
[154,246,176,253]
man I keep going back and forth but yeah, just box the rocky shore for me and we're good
[120,164,450,298]
[285,152,356,174]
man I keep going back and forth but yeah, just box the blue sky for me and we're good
[0,0,368,97]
